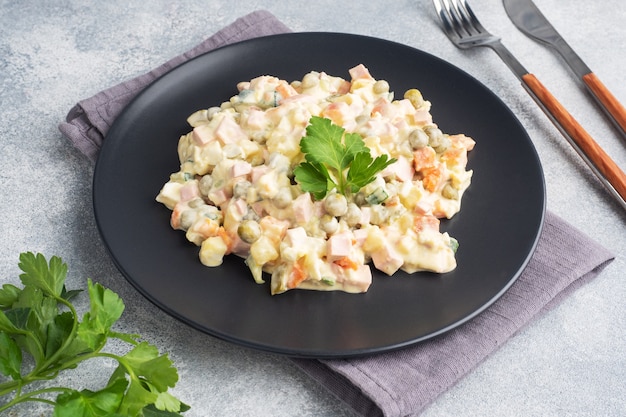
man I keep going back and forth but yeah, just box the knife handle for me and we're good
[521,73,626,209]
[582,72,626,139]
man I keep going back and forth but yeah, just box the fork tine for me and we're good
[433,0,478,42]
[433,0,500,48]
[433,0,461,40]
[455,0,488,36]
[447,0,472,37]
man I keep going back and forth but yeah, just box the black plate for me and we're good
[93,33,545,358]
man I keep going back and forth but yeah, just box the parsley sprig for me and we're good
[294,116,396,200]
[0,252,189,416]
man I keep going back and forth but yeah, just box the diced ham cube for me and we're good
[231,160,252,178]
[251,165,270,183]
[371,241,404,275]
[410,110,433,126]
[327,232,353,261]
[382,156,415,182]
[353,228,369,246]
[231,198,248,218]
[395,99,416,116]
[284,227,308,246]
[245,108,267,130]
[179,182,200,202]
[292,193,314,224]
[228,231,251,257]
[349,64,373,80]
[348,265,372,291]
[251,201,265,217]
[192,125,215,146]
[208,187,230,206]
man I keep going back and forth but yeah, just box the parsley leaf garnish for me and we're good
[0,252,189,416]
[294,116,396,200]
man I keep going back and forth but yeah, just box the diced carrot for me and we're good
[441,146,467,168]
[287,257,308,289]
[170,203,184,230]
[384,195,400,207]
[321,102,349,127]
[197,218,220,239]
[421,165,444,192]
[413,146,437,171]
[276,82,298,100]
[334,256,359,270]
[217,227,233,254]
[413,215,440,233]
[449,134,476,151]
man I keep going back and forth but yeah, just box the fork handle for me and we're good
[582,72,626,140]
[521,73,626,209]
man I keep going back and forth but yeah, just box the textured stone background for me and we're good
[1,1,624,416]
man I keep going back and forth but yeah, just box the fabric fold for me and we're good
[293,212,614,417]
[58,10,615,417]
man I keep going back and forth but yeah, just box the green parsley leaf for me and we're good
[77,279,124,351]
[293,161,332,200]
[117,375,159,416]
[294,116,396,199]
[347,151,396,193]
[0,331,22,380]
[120,342,179,393]
[0,309,21,333]
[0,284,21,308]
[18,252,67,298]
[54,378,128,417]
[0,253,189,417]
[153,391,184,414]
[45,311,77,360]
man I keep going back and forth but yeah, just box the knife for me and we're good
[503,0,626,141]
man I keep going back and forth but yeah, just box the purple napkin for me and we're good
[58,10,615,417]
[293,210,613,416]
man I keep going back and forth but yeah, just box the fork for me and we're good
[433,0,626,211]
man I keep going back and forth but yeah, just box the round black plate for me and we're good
[93,33,545,358]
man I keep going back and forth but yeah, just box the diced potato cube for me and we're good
[199,236,228,267]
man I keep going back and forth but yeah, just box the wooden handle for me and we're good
[582,72,626,137]
[522,73,626,202]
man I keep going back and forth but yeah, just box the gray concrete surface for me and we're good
[1,0,624,416]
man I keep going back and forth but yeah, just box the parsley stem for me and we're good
[98,352,138,381]
[0,385,74,412]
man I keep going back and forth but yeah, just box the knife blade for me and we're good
[503,0,626,141]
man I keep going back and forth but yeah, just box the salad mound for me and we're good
[156,64,475,294]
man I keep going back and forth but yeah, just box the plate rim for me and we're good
[93,31,546,358]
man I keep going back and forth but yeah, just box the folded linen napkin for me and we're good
[58,10,615,417]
